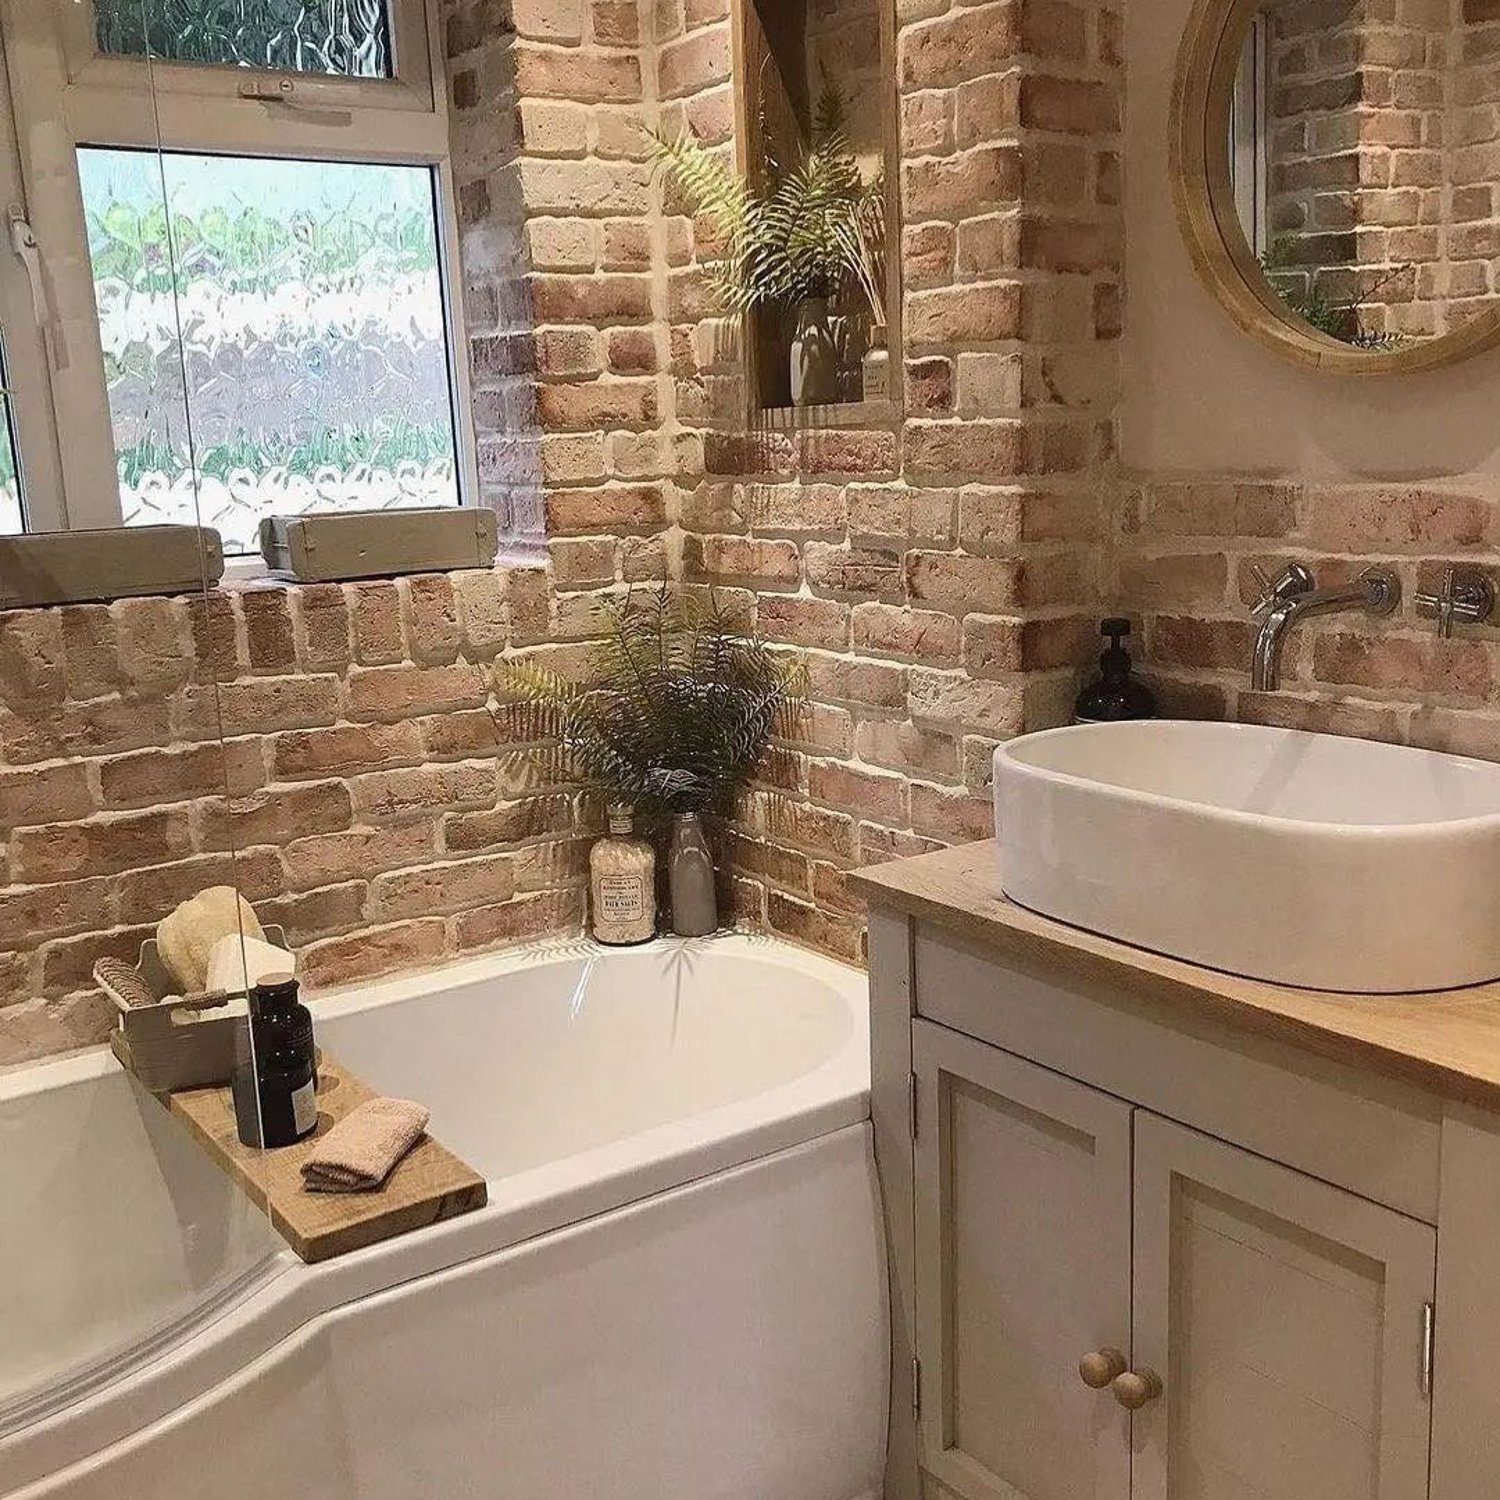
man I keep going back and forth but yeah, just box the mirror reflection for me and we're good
[1228,0,1500,351]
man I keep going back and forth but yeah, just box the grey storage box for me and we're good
[0,525,224,608]
[259,507,499,582]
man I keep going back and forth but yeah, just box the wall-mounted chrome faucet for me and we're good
[1414,566,1494,638]
[1248,562,1401,692]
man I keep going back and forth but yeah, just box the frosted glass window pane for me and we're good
[94,0,392,79]
[78,149,460,556]
[0,350,23,536]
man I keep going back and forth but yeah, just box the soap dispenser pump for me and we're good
[1074,618,1158,723]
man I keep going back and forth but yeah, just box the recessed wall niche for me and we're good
[732,0,900,416]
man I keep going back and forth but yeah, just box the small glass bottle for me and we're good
[668,813,718,937]
[231,973,319,1148]
[589,805,656,945]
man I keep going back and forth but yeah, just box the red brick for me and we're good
[903,147,1023,220]
[909,781,994,840]
[401,576,462,664]
[347,581,406,665]
[756,596,851,650]
[0,761,94,831]
[11,809,193,883]
[450,889,583,949]
[282,823,437,890]
[765,889,864,963]
[908,668,1025,735]
[2,698,171,766]
[370,855,519,920]
[688,535,801,583]
[1020,74,1120,133]
[60,605,120,699]
[905,420,1025,478]
[0,609,64,706]
[901,3,1020,88]
[1298,486,1488,551]
[199,780,353,850]
[1312,633,1491,698]
[293,584,352,671]
[855,719,961,777]
[545,484,667,534]
[906,551,1021,611]
[514,43,642,103]
[241,588,296,671]
[99,742,264,808]
[761,795,856,860]
[852,603,962,663]
[809,760,909,821]
[351,762,498,820]
[300,919,448,989]
[115,849,284,923]
[0,877,115,949]
[346,663,490,721]
[273,722,425,779]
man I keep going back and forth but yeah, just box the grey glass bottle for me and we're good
[668,813,717,937]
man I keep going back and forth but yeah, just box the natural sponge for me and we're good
[156,886,265,994]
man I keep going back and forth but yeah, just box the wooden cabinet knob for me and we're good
[1111,1369,1163,1410]
[1078,1348,1127,1389]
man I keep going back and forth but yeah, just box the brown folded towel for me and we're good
[300,1098,430,1194]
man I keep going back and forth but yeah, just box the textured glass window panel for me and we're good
[78,149,460,556]
[95,0,392,79]
[0,346,23,535]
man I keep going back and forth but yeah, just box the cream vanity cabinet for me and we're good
[855,843,1500,1500]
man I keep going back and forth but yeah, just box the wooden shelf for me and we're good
[161,1057,487,1264]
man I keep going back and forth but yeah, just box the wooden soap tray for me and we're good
[101,926,289,1094]
[165,1057,488,1263]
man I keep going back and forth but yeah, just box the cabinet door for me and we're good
[1132,1111,1436,1500]
[912,1020,1133,1500]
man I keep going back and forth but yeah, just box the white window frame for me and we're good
[0,0,478,550]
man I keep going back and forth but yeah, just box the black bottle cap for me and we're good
[1101,617,1130,639]
[249,973,300,1014]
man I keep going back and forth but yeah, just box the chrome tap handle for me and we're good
[1250,561,1315,616]
[1414,566,1493,638]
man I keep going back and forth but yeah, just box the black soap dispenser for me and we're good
[231,973,319,1148]
[1074,618,1158,723]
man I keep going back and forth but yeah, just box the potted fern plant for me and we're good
[498,587,805,938]
[651,88,885,407]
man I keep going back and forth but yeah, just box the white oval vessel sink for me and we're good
[993,720,1500,993]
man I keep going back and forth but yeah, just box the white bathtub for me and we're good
[1,934,885,1500]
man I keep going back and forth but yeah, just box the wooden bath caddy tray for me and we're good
[162,1058,487,1263]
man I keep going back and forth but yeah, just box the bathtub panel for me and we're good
[331,1124,887,1500]
[11,1128,886,1500]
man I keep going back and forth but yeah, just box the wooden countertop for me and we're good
[848,839,1500,1110]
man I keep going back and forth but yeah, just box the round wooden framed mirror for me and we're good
[1172,0,1500,373]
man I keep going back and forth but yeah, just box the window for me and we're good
[94,0,394,78]
[0,0,473,555]
[80,149,460,555]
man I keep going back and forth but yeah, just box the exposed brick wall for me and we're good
[444,0,677,556]
[661,0,1124,962]
[1110,473,1500,751]
[0,568,591,1067]
[5,0,1135,1065]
